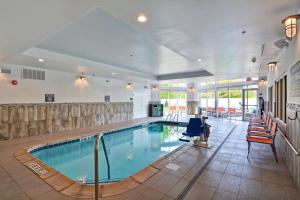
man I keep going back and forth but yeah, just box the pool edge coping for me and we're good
[14,121,189,199]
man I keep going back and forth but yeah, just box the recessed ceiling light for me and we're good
[112,72,116,75]
[38,58,45,62]
[137,14,147,23]
[197,58,202,62]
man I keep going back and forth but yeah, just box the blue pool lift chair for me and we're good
[179,117,212,148]
[179,118,205,142]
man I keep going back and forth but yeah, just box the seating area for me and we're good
[206,106,243,120]
[247,112,279,162]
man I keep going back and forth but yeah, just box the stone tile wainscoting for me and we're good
[276,103,300,189]
[0,102,133,140]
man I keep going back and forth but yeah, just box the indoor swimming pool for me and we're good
[30,122,187,183]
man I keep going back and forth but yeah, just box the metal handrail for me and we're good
[279,131,300,156]
[173,113,179,122]
[166,113,172,121]
[94,133,111,199]
[101,136,111,179]
[94,134,102,200]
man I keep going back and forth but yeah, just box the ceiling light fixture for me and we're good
[38,58,45,62]
[267,62,277,72]
[152,85,158,91]
[259,79,267,85]
[197,58,202,62]
[137,14,147,23]
[189,86,196,91]
[282,14,300,40]
[112,72,116,75]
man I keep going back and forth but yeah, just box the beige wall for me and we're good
[267,26,300,105]
[0,64,139,103]
[267,22,300,189]
[0,64,150,119]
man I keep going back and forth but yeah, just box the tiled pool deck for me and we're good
[0,118,299,200]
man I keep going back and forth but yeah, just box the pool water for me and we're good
[31,122,186,183]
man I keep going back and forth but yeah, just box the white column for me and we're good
[186,83,199,115]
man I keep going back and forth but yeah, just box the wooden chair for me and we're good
[247,122,278,162]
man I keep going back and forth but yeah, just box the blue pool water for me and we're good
[31,122,186,183]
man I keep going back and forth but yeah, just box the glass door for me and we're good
[160,91,187,116]
[242,89,258,121]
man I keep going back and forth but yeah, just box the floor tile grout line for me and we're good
[0,164,33,200]
[175,125,237,200]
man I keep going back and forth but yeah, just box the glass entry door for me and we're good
[160,91,187,116]
[242,89,258,121]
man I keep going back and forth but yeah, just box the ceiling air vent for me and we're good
[0,68,12,74]
[22,68,45,80]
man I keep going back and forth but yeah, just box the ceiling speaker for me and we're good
[274,38,289,49]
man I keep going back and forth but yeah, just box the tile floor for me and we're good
[0,118,299,200]
[182,120,300,200]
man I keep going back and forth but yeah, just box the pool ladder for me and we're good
[94,133,111,199]
[166,112,179,122]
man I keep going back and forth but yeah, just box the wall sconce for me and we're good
[75,74,89,88]
[267,62,277,72]
[79,75,86,80]
[282,14,300,40]
[259,79,267,85]
[152,85,159,91]
[127,82,133,89]
[189,86,196,92]
[0,72,6,81]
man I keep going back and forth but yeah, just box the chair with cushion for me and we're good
[247,121,278,162]
[248,115,272,132]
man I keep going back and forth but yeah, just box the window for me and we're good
[207,90,216,109]
[160,83,187,88]
[229,88,243,110]
[160,91,187,116]
[217,88,229,109]
[200,90,207,109]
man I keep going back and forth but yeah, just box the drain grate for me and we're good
[176,125,237,200]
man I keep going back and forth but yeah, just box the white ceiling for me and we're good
[0,0,299,83]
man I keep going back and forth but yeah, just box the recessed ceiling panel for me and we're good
[96,0,300,78]
[35,8,202,76]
